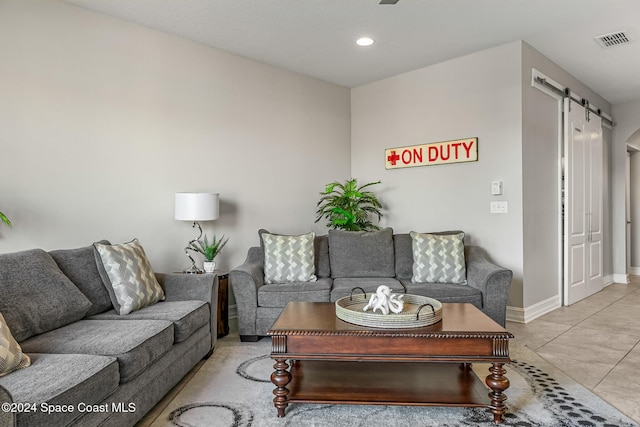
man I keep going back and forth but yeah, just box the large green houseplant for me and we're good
[315,178,383,231]
[0,211,11,227]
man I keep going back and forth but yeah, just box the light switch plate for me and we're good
[491,181,503,195]
[490,201,508,214]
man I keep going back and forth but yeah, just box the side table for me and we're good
[217,272,229,338]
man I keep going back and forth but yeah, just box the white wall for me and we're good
[0,0,351,273]
[351,40,616,313]
[1,1,628,316]
[351,42,525,307]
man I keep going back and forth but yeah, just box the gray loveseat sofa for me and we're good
[230,228,512,341]
[0,242,218,427]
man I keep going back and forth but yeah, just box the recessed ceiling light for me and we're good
[356,37,375,47]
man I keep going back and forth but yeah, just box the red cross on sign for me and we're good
[385,138,478,170]
[387,150,400,166]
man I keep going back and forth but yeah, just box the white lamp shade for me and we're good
[174,193,219,221]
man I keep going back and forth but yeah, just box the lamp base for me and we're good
[183,221,204,274]
[183,264,203,274]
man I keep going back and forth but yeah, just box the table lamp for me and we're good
[175,192,219,273]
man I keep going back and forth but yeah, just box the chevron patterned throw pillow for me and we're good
[0,312,30,377]
[94,239,165,315]
[262,232,317,284]
[410,231,466,284]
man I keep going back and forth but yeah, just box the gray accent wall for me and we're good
[521,50,562,309]
[612,101,640,274]
[521,42,612,308]
[632,151,640,268]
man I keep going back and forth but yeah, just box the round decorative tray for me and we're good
[335,292,442,328]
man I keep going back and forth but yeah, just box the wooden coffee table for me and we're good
[267,302,513,424]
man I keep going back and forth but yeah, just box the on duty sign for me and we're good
[385,137,478,170]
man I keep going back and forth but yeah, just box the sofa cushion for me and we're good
[401,280,482,307]
[258,278,332,307]
[0,312,30,377]
[0,249,92,342]
[89,300,209,343]
[328,228,395,278]
[50,241,113,316]
[330,277,405,302]
[20,319,173,383]
[261,231,317,284]
[94,239,165,315]
[0,353,118,427]
[411,231,467,284]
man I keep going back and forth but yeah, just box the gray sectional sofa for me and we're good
[230,228,512,341]
[0,243,218,427]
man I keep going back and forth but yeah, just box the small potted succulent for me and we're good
[0,211,11,227]
[188,233,229,273]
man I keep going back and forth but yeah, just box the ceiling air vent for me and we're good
[595,31,631,48]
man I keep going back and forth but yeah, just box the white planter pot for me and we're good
[203,261,216,273]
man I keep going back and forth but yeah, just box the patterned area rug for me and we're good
[147,335,638,427]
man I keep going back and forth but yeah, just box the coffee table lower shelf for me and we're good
[283,359,491,408]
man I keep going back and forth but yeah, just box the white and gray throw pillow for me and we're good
[410,231,467,284]
[94,239,165,315]
[0,312,30,377]
[262,232,317,284]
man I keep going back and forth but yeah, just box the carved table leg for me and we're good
[271,358,291,417]
[485,362,510,424]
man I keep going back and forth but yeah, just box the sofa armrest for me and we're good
[155,272,218,350]
[229,247,264,338]
[0,384,15,427]
[465,246,513,327]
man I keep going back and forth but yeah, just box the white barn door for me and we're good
[564,98,603,305]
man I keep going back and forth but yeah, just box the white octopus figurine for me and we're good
[363,285,405,315]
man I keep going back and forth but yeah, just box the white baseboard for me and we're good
[506,276,632,325]
[506,295,561,324]
[630,267,640,276]
[613,273,630,284]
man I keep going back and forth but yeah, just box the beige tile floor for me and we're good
[507,275,640,424]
